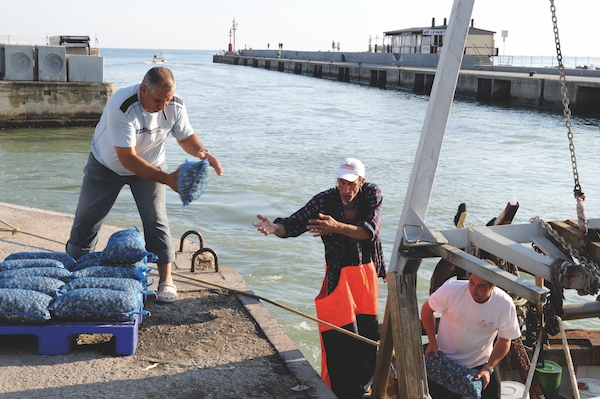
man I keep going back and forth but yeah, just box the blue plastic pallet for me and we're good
[0,314,141,356]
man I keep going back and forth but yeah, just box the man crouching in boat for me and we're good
[421,267,521,399]
[253,158,385,399]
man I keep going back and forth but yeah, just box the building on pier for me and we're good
[384,18,497,65]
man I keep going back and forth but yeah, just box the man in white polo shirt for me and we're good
[67,67,222,303]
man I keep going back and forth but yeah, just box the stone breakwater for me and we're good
[0,81,115,128]
[214,51,600,118]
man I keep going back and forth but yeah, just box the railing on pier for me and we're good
[470,44,494,66]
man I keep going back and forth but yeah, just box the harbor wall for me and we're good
[239,49,478,69]
[0,81,115,128]
[213,54,600,117]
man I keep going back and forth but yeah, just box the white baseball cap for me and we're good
[336,158,365,181]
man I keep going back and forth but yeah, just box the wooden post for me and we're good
[372,0,476,397]
[372,300,395,398]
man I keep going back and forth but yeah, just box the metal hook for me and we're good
[179,230,204,252]
[402,224,424,244]
[191,248,219,273]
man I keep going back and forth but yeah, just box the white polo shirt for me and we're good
[91,84,194,176]
[428,280,521,368]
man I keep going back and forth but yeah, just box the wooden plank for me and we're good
[372,303,395,399]
[388,264,428,399]
[388,0,476,275]
[375,0,476,396]
[550,220,600,264]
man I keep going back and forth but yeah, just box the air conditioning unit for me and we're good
[35,46,66,81]
[67,54,103,82]
[2,44,34,81]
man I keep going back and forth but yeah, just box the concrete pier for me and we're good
[0,81,115,128]
[213,52,600,118]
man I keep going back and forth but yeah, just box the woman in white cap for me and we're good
[254,158,385,399]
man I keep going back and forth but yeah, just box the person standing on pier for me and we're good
[253,158,385,399]
[66,66,223,303]
[421,270,521,399]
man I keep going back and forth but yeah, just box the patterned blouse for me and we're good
[274,182,385,294]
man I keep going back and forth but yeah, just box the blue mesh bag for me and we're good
[72,257,149,272]
[71,265,151,285]
[0,277,65,298]
[60,277,146,294]
[177,159,209,210]
[75,251,103,263]
[426,351,483,399]
[100,228,156,265]
[70,258,104,272]
[49,288,145,322]
[0,258,65,272]
[0,267,73,282]
[0,288,53,324]
[4,252,76,271]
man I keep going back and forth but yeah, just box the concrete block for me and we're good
[2,44,34,81]
[67,55,103,83]
[35,46,67,82]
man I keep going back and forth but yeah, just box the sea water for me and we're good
[1,48,600,370]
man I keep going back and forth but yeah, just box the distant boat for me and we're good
[153,52,165,63]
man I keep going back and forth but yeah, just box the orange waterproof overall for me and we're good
[315,261,379,399]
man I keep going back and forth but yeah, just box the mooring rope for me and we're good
[0,216,379,347]
[171,271,380,347]
[0,218,66,246]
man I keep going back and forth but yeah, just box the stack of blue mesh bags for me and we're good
[0,228,155,324]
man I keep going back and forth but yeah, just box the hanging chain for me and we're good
[530,217,600,295]
[550,0,588,235]
[550,0,582,197]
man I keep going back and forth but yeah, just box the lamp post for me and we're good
[232,18,238,52]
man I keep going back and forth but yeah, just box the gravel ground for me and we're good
[0,202,334,399]
[0,290,312,399]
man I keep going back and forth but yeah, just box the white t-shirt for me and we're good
[91,84,194,176]
[427,280,521,368]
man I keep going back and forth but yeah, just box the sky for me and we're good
[2,0,599,57]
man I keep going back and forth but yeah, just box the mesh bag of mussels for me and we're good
[425,351,483,399]
[0,267,73,282]
[99,229,157,265]
[0,259,65,272]
[177,159,209,210]
[71,265,151,285]
[71,257,149,272]
[5,252,76,271]
[0,288,53,324]
[49,288,145,322]
[0,277,65,298]
[60,277,146,295]
[0,228,153,324]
